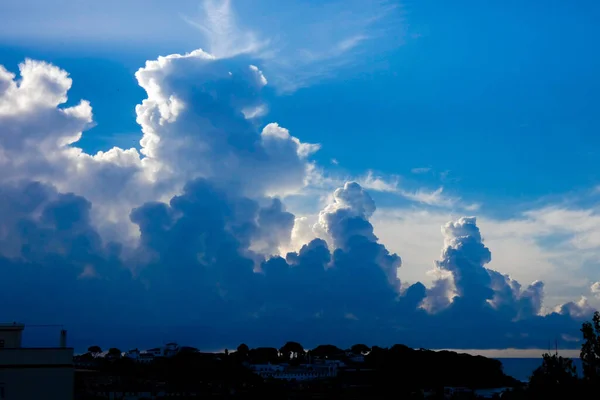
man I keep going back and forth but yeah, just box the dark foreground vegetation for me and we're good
[76,346,515,399]
[75,312,600,399]
[500,310,600,400]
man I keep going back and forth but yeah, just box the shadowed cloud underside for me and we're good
[0,47,594,351]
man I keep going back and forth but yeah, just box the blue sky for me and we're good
[3,0,599,207]
[1,0,600,352]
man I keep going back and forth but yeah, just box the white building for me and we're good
[123,349,140,361]
[90,389,160,399]
[250,362,340,381]
[348,354,365,363]
[474,387,511,398]
[443,387,473,399]
[0,322,74,399]
[250,363,285,377]
[145,348,162,357]
[134,343,180,363]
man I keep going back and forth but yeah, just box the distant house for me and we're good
[316,358,346,368]
[133,343,180,363]
[277,364,339,381]
[89,387,159,400]
[138,352,155,363]
[163,342,179,358]
[124,349,140,361]
[134,348,160,364]
[443,386,473,399]
[250,363,285,375]
[83,378,209,399]
[348,354,365,363]
[86,381,165,400]
[249,361,341,381]
[74,353,99,369]
[146,348,162,357]
[474,387,511,398]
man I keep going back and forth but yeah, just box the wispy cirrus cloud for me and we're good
[183,0,404,92]
[411,167,431,174]
[398,186,475,210]
[356,170,400,193]
[292,167,478,216]
[1,0,403,92]
[181,0,268,59]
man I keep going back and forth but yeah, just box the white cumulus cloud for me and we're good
[0,45,594,352]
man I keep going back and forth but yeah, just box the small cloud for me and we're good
[561,334,581,343]
[592,282,600,298]
[439,170,460,183]
[464,203,481,212]
[357,170,399,193]
[411,167,431,174]
[400,187,458,208]
[336,34,368,52]
[78,265,98,279]
[241,104,268,119]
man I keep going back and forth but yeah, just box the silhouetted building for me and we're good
[0,322,74,399]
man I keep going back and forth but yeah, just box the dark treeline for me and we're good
[76,343,516,399]
[75,311,600,399]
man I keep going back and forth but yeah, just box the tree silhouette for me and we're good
[580,311,600,382]
[249,347,279,364]
[87,345,102,357]
[237,343,249,357]
[528,352,578,399]
[178,346,199,354]
[350,343,370,354]
[311,344,344,358]
[531,352,578,384]
[107,348,122,359]
[280,341,304,360]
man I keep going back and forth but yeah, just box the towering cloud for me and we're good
[134,51,316,198]
[0,49,593,351]
[427,217,545,319]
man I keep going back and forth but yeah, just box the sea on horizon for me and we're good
[496,358,583,382]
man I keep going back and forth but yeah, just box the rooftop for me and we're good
[0,322,24,330]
